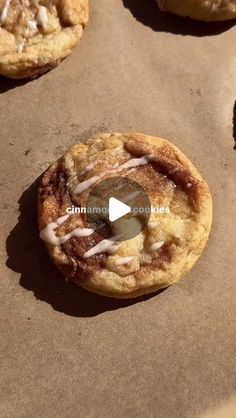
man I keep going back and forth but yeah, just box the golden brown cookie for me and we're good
[157,0,236,21]
[0,0,89,78]
[38,133,213,299]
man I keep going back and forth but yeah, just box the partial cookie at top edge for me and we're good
[157,0,236,21]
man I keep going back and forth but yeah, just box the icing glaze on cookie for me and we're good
[40,214,94,246]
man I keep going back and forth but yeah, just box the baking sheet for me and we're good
[0,0,236,417]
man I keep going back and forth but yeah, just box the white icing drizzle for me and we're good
[17,41,25,54]
[66,175,77,190]
[168,167,179,174]
[36,6,48,28]
[73,156,150,195]
[56,214,70,225]
[148,221,159,230]
[80,161,100,175]
[28,19,38,32]
[93,221,106,231]
[123,190,141,203]
[1,2,47,56]
[0,0,11,23]
[211,2,217,12]
[40,155,151,251]
[115,256,134,266]
[115,183,124,191]
[83,239,118,258]
[73,175,101,194]
[17,5,47,55]
[40,214,94,246]
[78,151,142,179]
[150,240,165,251]
[116,156,149,171]
[17,27,29,53]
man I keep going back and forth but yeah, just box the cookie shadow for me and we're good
[6,177,164,317]
[122,0,235,36]
[0,76,32,94]
[0,69,50,93]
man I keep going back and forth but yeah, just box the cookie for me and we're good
[0,0,89,78]
[157,0,236,21]
[38,133,213,299]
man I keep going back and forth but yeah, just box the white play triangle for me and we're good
[109,197,131,222]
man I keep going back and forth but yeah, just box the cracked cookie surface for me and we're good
[0,0,89,78]
[38,133,213,299]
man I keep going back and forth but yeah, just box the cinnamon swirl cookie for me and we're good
[0,0,89,78]
[38,133,213,299]
[157,0,236,21]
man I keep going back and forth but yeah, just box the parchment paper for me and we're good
[0,1,236,417]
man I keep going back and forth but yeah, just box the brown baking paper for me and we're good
[1,0,236,417]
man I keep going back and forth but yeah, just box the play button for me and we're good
[109,197,131,222]
[85,176,151,241]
